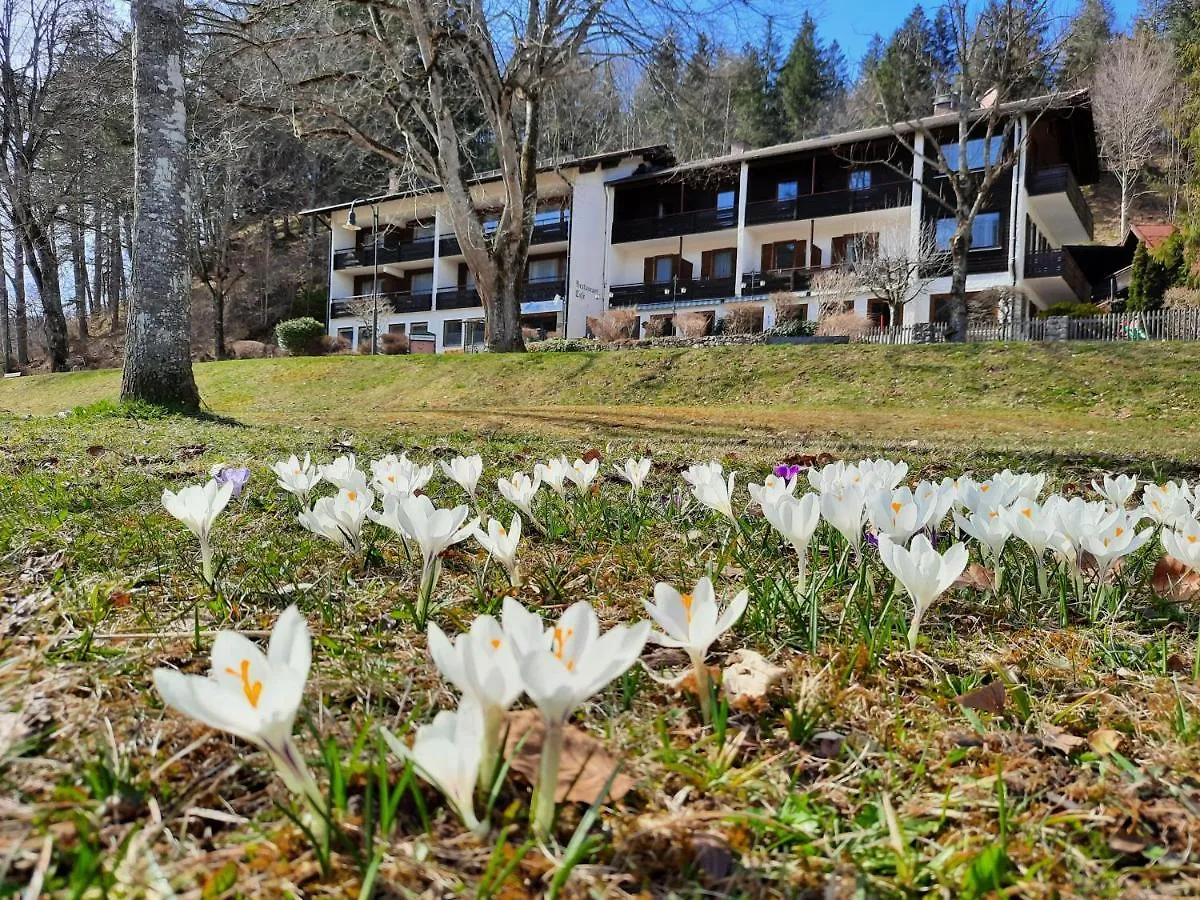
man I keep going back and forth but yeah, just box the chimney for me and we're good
[933,93,959,114]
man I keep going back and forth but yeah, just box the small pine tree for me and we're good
[1128,240,1149,310]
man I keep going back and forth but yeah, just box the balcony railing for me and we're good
[435,277,567,311]
[741,268,813,294]
[331,291,435,317]
[1026,164,1093,239]
[609,276,737,307]
[744,181,910,226]
[1025,249,1090,302]
[436,286,480,310]
[611,208,738,244]
[333,219,568,269]
[523,278,567,303]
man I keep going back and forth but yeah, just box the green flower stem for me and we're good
[532,719,564,839]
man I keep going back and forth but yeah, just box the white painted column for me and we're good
[431,208,443,350]
[1011,114,1029,287]
[733,160,749,297]
[907,134,929,323]
[326,222,336,335]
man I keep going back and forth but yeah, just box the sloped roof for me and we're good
[1130,222,1176,251]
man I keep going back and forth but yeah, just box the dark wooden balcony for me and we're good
[523,278,567,303]
[611,208,737,244]
[744,181,910,226]
[436,286,480,310]
[1027,164,1093,240]
[331,291,435,317]
[741,268,813,294]
[332,239,438,270]
[1025,249,1090,302]
[609,276,737,307]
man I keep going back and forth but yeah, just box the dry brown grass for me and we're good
[587,309,639,342]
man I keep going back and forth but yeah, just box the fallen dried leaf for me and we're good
[504,709,633,803]
[1038,725,1086,755]
[954,563,996,592]
[1088,728,1123,756]
[956,680,1006,715]
[810,730,845,758]
[582,448,603,463]
[1108,831,1147,855]
[722,649,785,713]
[691,832,733,878]
[1151,556,1200,602]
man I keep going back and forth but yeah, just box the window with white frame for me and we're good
[443,319,464,347]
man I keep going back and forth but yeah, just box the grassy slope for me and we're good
[3,342,1199,459]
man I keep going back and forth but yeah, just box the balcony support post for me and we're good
[734,160,749,298]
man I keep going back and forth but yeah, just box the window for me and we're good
[769,240,799,270]
[849,169,872,191]
[388,323,406,334]
[410,271,435,294]
[412,221,436,241]
[717,190,736,210]
[443,319,464,347]
[711,249,735,279]
[867,299,892,327]
[935,213,1002,251]
[940,136,1005,172]
[534,206,567,227]
[653,256,675,282]
[337,327,354,343]
[465,320,486,348]
[411,320,429,335]
[528,257,563,282]
[777,181,799,202]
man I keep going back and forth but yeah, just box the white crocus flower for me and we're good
[855,458,909,492]
[1093,474,1138,510]
[820,483,867,557]
[748,473,798,508]
[761,492,821,594]
[915,479,957,531]
[953,506,1011,587]
[958,478,1011,515]
[1141,481,1194,528]
[1163,518,1200,572]
[867,486,936,545]
[271,454,322,507]
[501,596,552,656]
[498,471,542,522]
[387,494,477,625]
[644,577,748,723]
[441,454,484,501]
[683,462,737,522]
[382,697,486,834]
[1079,511,1153,584]
[566,457,600,493]
[534,456,571,497]
[162,479,235,583]
[877,533,968,651]
[472,514,523,586]
[298,487,374,554]
[428,616,524,789]
[1001,498,1067,595]
[614,457,652,497]
[511,600,649,837]
[370,453,433,499]
[319,454,367,492]
[153,606,324,819]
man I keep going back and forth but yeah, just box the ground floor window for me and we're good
[443,318,464,348]
[410,321,430,336]
[465,319,486,347]
[336,327,354,344]
[867,299,893,327]
[388,323,406,334]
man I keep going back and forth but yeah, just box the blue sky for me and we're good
[798,0,1144,72]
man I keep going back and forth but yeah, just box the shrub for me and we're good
[380,331,410,354]
[765,317,816,337]
[816,310,872,338]
[773,298,808,325]
[642,316,672,338]
[587,309,639,342]
[320,334,351,354]
[721,305,765,334]
[674,311,712,338]
[1129,231,1186,311]
[1040,301,1102,319]
[1164,286,1200,309]
[275,317,328,356]
[527,337,603,352]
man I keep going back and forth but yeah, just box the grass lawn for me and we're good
[3,344,1200,897]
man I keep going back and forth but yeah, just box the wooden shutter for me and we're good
[794,241,807,271]
[810,244,823,268]
[701,250,713,279]
[678,256,693,280]
[644,257,655,284]
[831,236,847,265]
[761,243,774,271]
[457,263,469,287]
[864,232,879,254]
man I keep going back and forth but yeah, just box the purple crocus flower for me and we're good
[774,464,802,481]
[865,529,879,549]
[214,466,251,498]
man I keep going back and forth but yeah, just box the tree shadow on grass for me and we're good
[69,398,247,428]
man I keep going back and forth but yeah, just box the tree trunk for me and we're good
[92,201,106,324]
[70,213,90,348]
[482,275,526,352]
[1118,173,1131,238]
[0,232,10,373]
[122,0,200,409]
[213,289,226,360]
[12,237,28,365]
[24,229,71,371]
[112,205,128,329]
[947,226,970,343]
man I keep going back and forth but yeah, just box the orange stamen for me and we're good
[491,637,501,649]
[224,659,262,708]
[681,592,694,624]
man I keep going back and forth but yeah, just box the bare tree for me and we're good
[121,0,200,408]
[342,294,380,353]
[213,0,689,353]
[853,223,949,324]
[811,265,864,318]
[868,0,1063,342]
[1092,33,1175,237]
